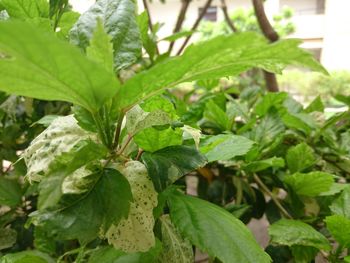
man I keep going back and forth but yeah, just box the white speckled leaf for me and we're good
[158,215,194,263]
[23,115,94,182]
[106,161,158,252]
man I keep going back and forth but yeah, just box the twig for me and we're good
[117,134,133,155]
[168,0,191,53]
[136,149,144,161]
[251,0,279,92]
[220,0,237,32]
[176,0,213,55]
[253,173,292,219]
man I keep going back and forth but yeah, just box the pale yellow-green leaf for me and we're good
[23,115,94,182]
[106,161,157,252]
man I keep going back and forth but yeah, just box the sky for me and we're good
[69,0,95,13]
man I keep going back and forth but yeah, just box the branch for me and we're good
[253,173,292,219]
[176,0,213,55]
[220,0,237,32]
[252,0,279,92]
[168,0,191,53]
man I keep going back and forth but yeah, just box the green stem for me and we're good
[253,173,292,219]
[113,112,125,150]
[92,112,108,148]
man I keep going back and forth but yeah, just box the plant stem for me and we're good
[142,0,160,55]
[92,112,108,148]
[176,0,213,55]
[117,134,133,155]
[220,0,237,32]
[253,173,292,219]
[113,112,125,150]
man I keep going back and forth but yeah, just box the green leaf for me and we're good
[30,168,132,244]
[0,177,22,207]
[136,11,157,61]
[200,134,254,162]
[284,171,334,197]
[168,191,271,263]
[134,127,183,153]
[305,96,324,113]
[268,219,331,251]
[254,92,288,116]
[158,214,194,263]
[142,145,207,192]
[203,100,230,131]
[330,186,350,219]
[86,19,114,73]
[0,250,54,263]
[325,215,350,248]
[162,30,194,42]
[23,115,95,182]
[1,0,49,19]
[243,157,285,172]
[286,143,316,173]
[117,33,326,110]
[56,11,80,39]
[290,245,318,263]
[0,228,16,250]
[0,21,119,112]
[88,242,162,263]
[281,112,314,135]
[126,105,172,136]
[70,0,141,70]
[106,161,158,252]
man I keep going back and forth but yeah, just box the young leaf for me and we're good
[158,215,194,263]
[168,191,271,263]
[86,19,114,73]
[329,186,350,218]
[0,21,119,112]
[286,143,316,173]
[117,33,326,110]
[243,157,285,172]
[136,11,157,61]
[22,115,95,182]
[305,95,324,113]
[88,242,162,263]
[254,92,288,116]
[70,0,141,70]
[284,171,334,197]
[30,168,133,244]
[325,215,350,248]
[0,177,22,207]
[106,161,158,252]
[1,0,49,19]
[268,219,331,251]
[0,250,54,263]
[200,134,254,162]
[126,105,172,136]
[203,100,230,131]
[134,127,183,153]
[142,145,207,192]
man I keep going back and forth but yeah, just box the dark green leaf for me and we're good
[0,177,22,207]
[200,134,254,162]
[254,92,288,116]
[290,245,318,263]
[117,33,326,110]
[203,100,230,131]
[70,0,141,70]
[168,191,271,263]
[142,145,207,192]
[0,228,16,250]
[0,21,119,112]
[286,143,316,173]
[284,172,334,197]
[268,219,331,251]
[30,168,132,244]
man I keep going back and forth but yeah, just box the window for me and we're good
[316,0,325,14]
[307,48,322,61]
[199,6,217,22]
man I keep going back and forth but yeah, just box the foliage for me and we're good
[0,0,349,263]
